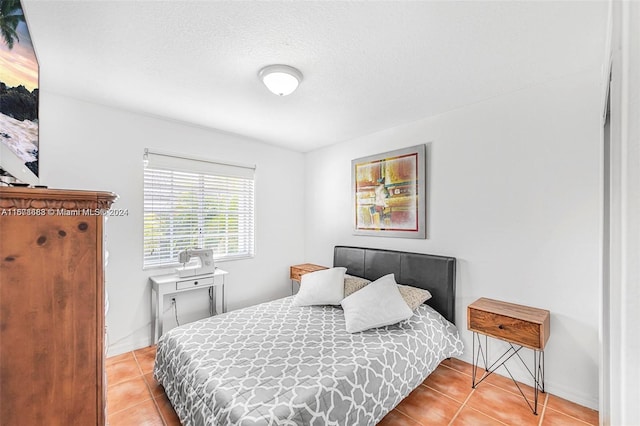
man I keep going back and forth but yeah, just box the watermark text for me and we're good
[1,208,129,217]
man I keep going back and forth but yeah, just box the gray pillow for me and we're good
[344,274,371,297]
[397,284,432,310]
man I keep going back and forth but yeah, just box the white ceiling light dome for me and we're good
[258,64,303,96]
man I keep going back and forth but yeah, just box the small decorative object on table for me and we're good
[175,247,215,277]
[467,297,550,415]
[289,263,328,294]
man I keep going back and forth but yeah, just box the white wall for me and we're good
[39,92,306,356]
[304,70,602,409]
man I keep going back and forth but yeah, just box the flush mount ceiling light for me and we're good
[258,64,303,96]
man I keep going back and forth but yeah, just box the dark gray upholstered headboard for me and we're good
[333,246,457,324]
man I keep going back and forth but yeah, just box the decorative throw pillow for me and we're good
[292,267,347,306]
[341,273,413,333]
[343,274,431,310]
[397,284,432,310]
[344,274,371,297]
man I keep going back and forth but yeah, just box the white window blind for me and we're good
[143,150,255,268]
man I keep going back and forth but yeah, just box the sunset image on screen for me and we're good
[0,0,39,177]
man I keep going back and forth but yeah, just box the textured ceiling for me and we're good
[23,1,608,152]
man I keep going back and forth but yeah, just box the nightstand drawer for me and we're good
[468,308,541,349]
[176,276,214,290]
[467,298,550,350]
[290,269,303,282]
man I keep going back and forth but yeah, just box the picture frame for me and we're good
[352,144,426,238]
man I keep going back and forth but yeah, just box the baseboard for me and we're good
[543,380,599,411]
[107,335,154,358]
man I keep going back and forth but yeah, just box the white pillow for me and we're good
[343,275,432,309]
[292,267,347,306]
[341,273,413,333]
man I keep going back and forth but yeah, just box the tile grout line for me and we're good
[394,405,424,424]
[537,392,550,426]
[134,348,168,425]
[421,383,468,404]
[440,361,543,420]
[106,353,135,367]
[446,386,509,426]
[437,362,542,425]
[112,349,168,425]
[443,360,553,425]
[394,385,462,426]
[446,358,599,423]
[390,408,423,425]
[107,396,155,418]
[467,375,540,405]
[132,350,143,374]
[466,406,511,425]
[544,405,598,426]
[106,350,151,419]
[440,361,541,402]
[447,386,475,425]
[439,362,473,377]
[440,361,513,424]
[536,389,597,426]
[106,360,144,389]
[106,356,148,414]
[150,392,169,426]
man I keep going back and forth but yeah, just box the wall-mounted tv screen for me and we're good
[0,0,39,185]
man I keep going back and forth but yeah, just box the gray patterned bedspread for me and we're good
[154,296,463,426]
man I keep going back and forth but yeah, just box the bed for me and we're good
[154,246,463,426]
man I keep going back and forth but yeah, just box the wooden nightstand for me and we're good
[467,297,550,415]
[289,263,328,294]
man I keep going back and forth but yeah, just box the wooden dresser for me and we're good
[0,187,117,425]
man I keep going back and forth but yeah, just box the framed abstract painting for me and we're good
[352,144,426,238]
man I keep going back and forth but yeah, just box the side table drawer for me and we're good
[176,276,214,290]
[290,267,303,282]
[468,308,542,349]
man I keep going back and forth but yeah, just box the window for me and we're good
[143,150,255,268]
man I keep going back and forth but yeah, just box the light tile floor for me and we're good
[106,347,598,426]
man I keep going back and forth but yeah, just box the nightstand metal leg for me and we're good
[539,351,545,393]
[472,332,487,388]
[470,332,545,415]
[534,350,540,414]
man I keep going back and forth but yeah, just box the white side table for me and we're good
[150,268,228,343]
